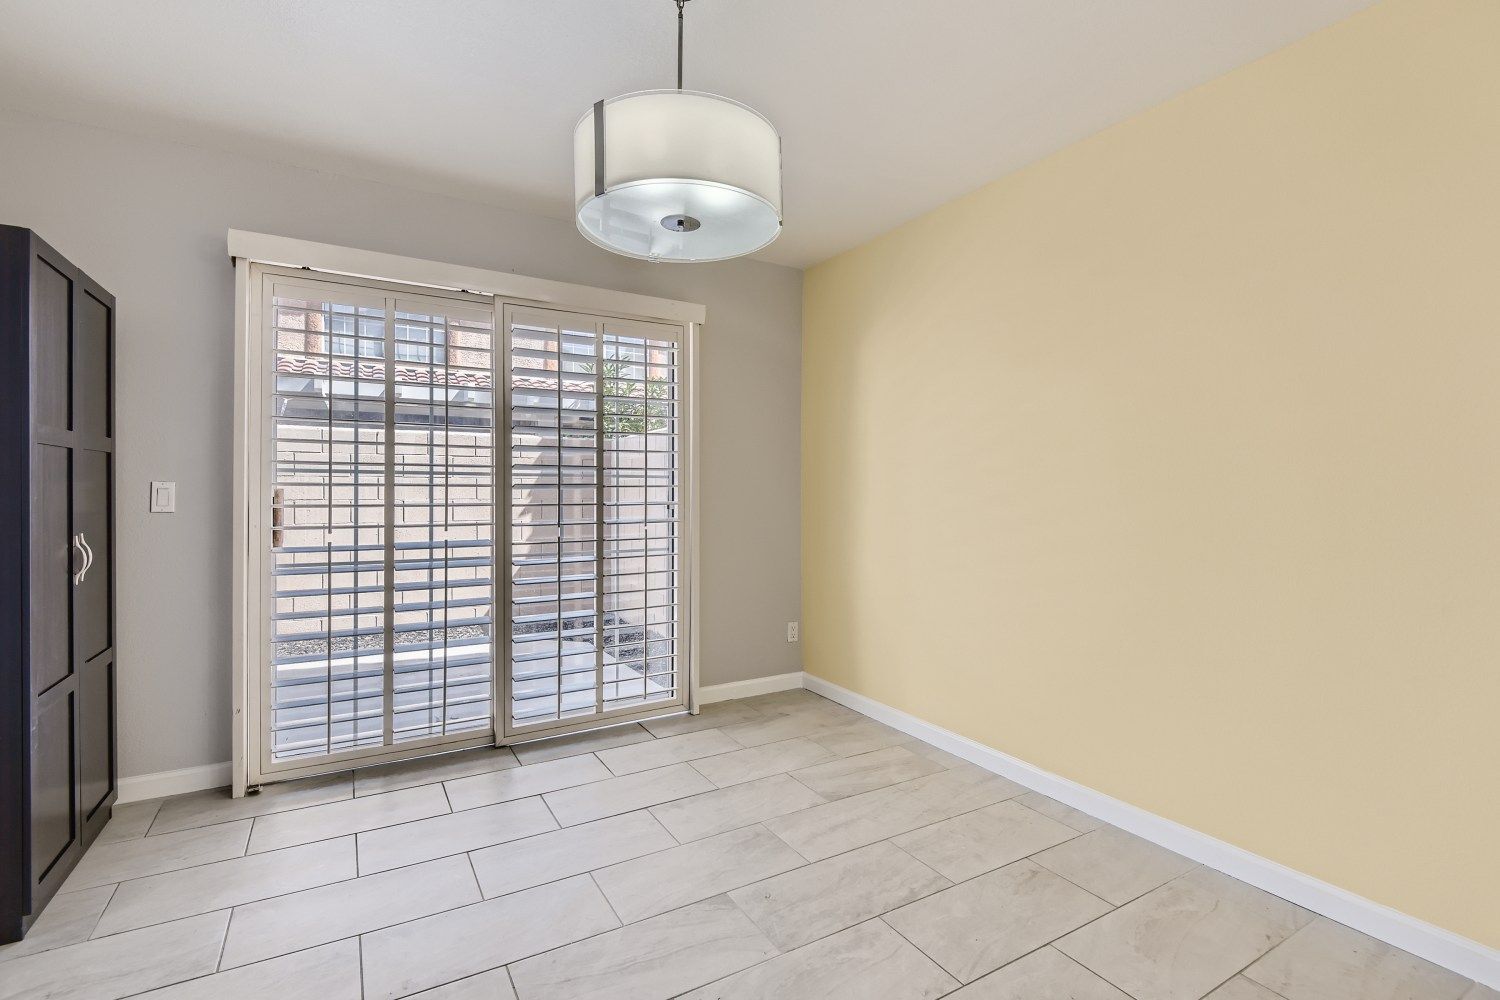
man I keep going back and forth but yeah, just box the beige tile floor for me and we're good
[1,689,1493,1000]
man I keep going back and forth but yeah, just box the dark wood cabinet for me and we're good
[0,227,117,943]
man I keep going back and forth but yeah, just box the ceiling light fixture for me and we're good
[573,0,783,263]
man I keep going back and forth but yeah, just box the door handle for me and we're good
[72,534,86,585]
[77,533,94,584]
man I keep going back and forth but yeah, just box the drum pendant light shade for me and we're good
[574,91,782,262]
[572,2,782,262]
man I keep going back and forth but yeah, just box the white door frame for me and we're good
[230,232,704,796]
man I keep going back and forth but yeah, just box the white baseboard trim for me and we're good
[117,761,232,804]
[803,673,1500,989]
[698,671,806,705]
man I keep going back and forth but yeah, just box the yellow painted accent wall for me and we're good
[802,0,1500,949]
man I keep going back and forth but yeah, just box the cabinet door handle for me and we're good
[78,533,94,584]
[72,534,86,585]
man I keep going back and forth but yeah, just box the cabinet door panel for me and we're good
[75,290,111,439]
[80,655,114,822]
[33,445,73,694]
[31,689,76,883]
[32,257,71,432]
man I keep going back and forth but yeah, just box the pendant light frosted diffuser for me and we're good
[574,0,782,262]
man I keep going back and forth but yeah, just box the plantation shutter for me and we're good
[266,277,496,766]
[504,305,686,734]
[249,264,692,783]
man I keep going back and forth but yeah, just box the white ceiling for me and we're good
[0,0,1375,267]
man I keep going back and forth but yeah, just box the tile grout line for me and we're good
[463,851,484,901]
[99,911,236,1000]
[140,776,356,839]
[687,821,1131,992]
[1008,798,1098,839]
[84,834,365,936]
[130,764,581,865]
[83,881,123,941]
[296,694,1400,997]
[91,772,732,941]
[137,737,605,840]
[683,734,841,786]
[132,702,823,841]
[766,831,1049,953]
[111,920,366,1000]
[88,804,811,953]
[358,875,731,997]
[762,781,1036,866]
[136,799,167,838]
[1022,845,1152,911]
[584,821,814,925]
[1048,947,1133,996]
[645,803,682,846]
[35,764,1006,959]
[1012,909,1132,993]
[84,832,518,943]
[777,768,828,803]
[1031,886,1167,997]
[877,912,966,989]
[653,883,962,997]
[757,815,814,864]
[536,792,565,834]
[731,842,959,956]
[51,700,914,934]
[495,885,791,999]
[24,704,838,981]
[538,765,734,829]
[1198,921,1314,1000]
[588,871,627,928]
[48,696,1054,994]
[342,818,827,964]
[1242,976,1297,1000]
[354,754,516,799]
[243,784,455,855]
[949,939,1101,998]
[64,818,258,896]
[214,906,234,973]
[880,835,954,886]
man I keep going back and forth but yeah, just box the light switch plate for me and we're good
[150,481,176,513]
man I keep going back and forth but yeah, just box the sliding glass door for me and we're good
[503,306,686,737]
[259,273,498,775]
[247,268,690,782]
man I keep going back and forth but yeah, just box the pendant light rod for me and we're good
[676,0,689,89]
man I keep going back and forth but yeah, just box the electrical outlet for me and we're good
[786,621,799,643]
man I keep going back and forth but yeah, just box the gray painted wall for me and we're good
[0,109,802,779]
